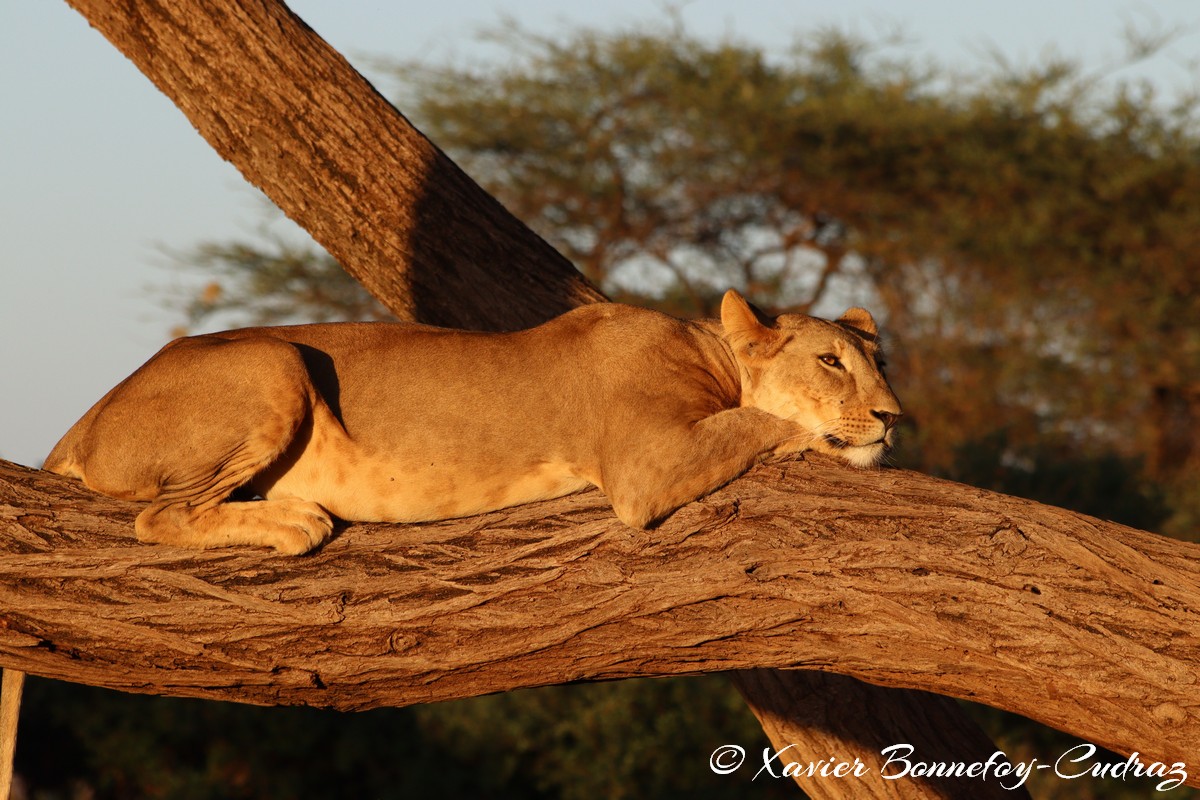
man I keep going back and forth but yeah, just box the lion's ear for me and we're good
[721,290,767,337]
[837,307,878,339]
[722,290,785,360]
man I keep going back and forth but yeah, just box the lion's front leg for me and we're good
[600,407,814,529]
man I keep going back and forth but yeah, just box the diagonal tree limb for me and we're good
[66,0,603,331]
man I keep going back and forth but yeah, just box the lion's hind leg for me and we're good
[70,334,334,554]
[132,425,333,555]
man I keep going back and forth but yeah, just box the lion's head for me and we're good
[720,289,902,467]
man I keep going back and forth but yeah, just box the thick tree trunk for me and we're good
[6,0,1187,796]
[2,456,1198,789]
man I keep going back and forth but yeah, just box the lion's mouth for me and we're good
[823,434,890,449]
[823,433,851,450]
[821,434,891,468]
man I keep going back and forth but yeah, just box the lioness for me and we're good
[45,290,901,554]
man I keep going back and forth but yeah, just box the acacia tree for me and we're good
[2,1,1199,797]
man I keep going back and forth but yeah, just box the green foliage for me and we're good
[18,675,791,800]
[19,677,435,799]
[412,677,790,800]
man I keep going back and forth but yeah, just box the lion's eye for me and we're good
[819,354,843,369]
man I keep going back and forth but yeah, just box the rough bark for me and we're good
[10,0,1189,796]
[2,455,1198,788]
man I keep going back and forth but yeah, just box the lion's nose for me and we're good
[871,410,902,431]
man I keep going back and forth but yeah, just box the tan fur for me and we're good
[45,291,901,554]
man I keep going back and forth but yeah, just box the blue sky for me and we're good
[2,0,1198,468]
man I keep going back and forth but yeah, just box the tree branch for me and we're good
[2,456,1197,786]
